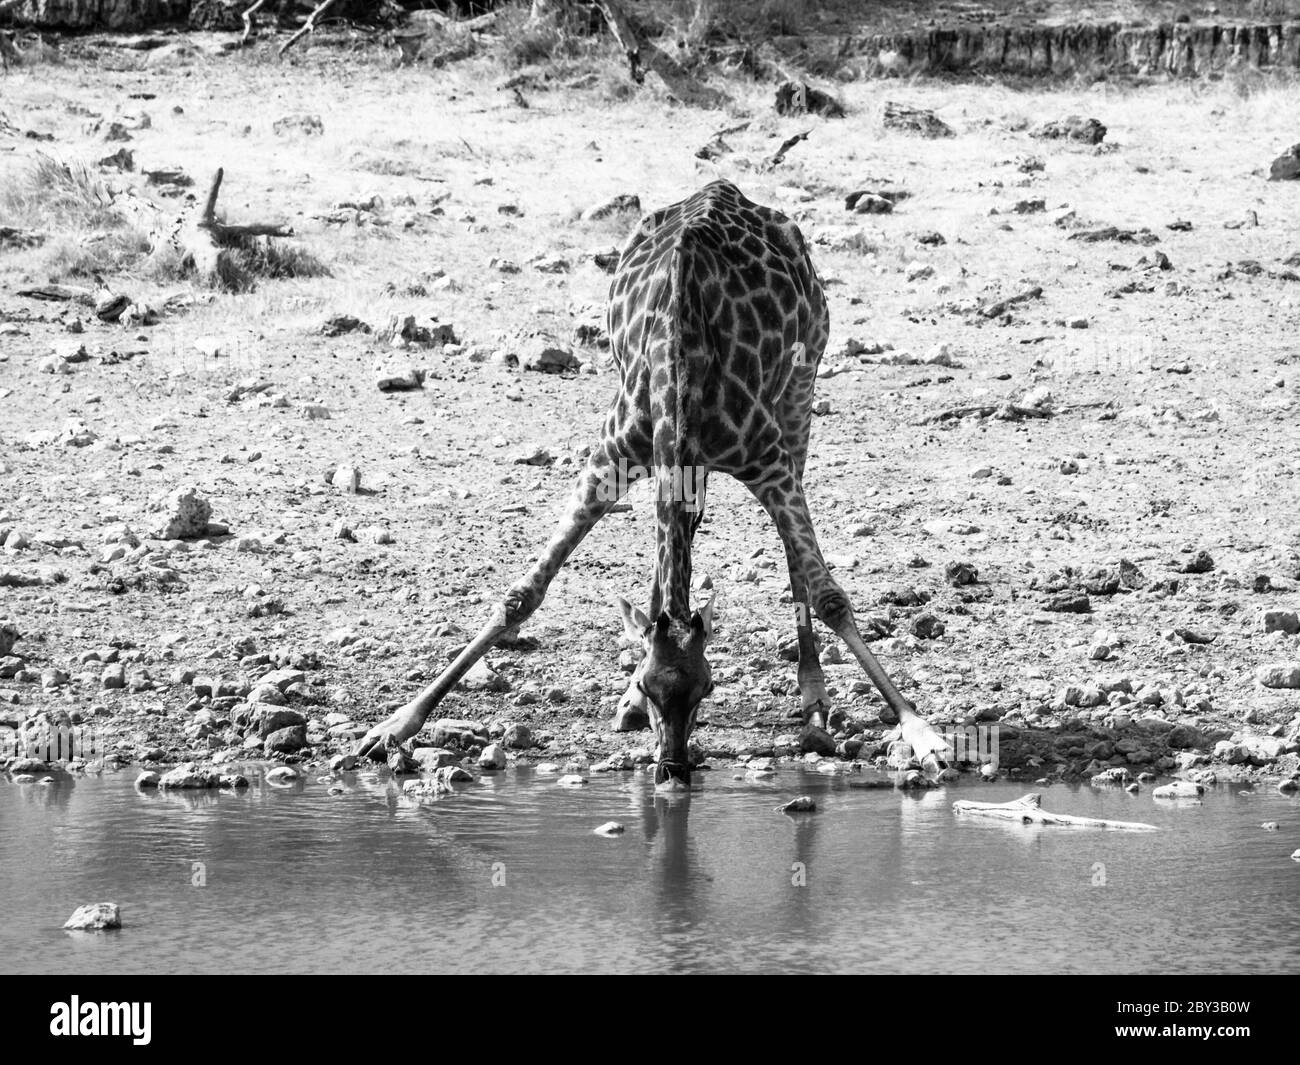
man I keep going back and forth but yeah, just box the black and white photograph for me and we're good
[1,0,1297,1006]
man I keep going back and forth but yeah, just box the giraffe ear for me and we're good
[617,598,651,642]
[691,592,716,643]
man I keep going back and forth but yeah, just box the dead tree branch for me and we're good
[241,0,267,45]
[279,0,342,58]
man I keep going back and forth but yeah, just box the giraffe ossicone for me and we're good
[356,180,953,785]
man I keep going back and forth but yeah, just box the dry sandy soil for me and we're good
[1,31,1298,788]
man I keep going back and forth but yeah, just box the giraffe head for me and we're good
[618,595,715,787]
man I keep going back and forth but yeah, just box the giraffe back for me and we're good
[604,181,830,479]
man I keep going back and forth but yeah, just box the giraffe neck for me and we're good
[654,470,696,622]
[650,239,703,624]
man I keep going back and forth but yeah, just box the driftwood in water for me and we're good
[953,793,1158,831]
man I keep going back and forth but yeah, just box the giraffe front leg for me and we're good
[356,440,636,761]
[749,472,953,779]
[779,544,837,754]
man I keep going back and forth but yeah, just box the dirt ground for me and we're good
[1,32,1298,789]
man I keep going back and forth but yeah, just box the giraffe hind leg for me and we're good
[356,438,642,760]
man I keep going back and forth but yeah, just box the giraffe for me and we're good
[357,180,952,785]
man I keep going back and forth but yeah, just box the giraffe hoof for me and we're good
[798,724,836,757]
[355,706,424,762]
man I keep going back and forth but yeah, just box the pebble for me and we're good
[331,465,361,493]
[264,766,299,785]
[63,903,121,931]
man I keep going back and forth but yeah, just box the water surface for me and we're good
[2,767,1296,974]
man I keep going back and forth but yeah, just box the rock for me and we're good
[1261,821,1280,831]
[330,465,361,493]
[375,366,424,392]
[1213,740,1250,764]
[1242,735,1287,764]
[883,100,953,137]
[1179,549,1215,574]
[556,774,588,788]
[502,723,532,749]
[273,112,323,136]
[150,485,212,540]
[377,315,453,349]
[264,724,307,753]
[100,663,126,689]
[945,561,978,586]
[779,795,817,812]
[1256,663,1300,689]
[1032,115,1107,144]
[430,718,487,747]
[329,753,358,773]
[63,903,121,931]
[256,707,306,737]
[909,612,944,639]
[1269,143,1300,181]
[1166,724,1206,749]
[248,683,286,705]
[775,81,845,119]
[594,821,626,836]
[1089,766,1133,786]
[581,194,641,222]
[320,313,369,337]
[412,747,458,770]
[478,743,507,770]
[134,771,160,788]
[458,660,509,693]
[850,193,893,215]
[157,762,220,789]
[1262,609,1300,635]
[265,766,299,784]
[260,668,306,692]
[519,334,580,373]
[1043,592,1092,613]
[799,726,837,756]
[434,765,473,785]
[1153,780,1204,799]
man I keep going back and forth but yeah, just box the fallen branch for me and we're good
[765,129,811,169]
[169,168,294,285]
[980,285,1043,318]
[279,0,342,58]
[953,793,1158,831]
[916,402,1052,424]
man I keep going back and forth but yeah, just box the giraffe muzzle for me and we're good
[654,760,692,789]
